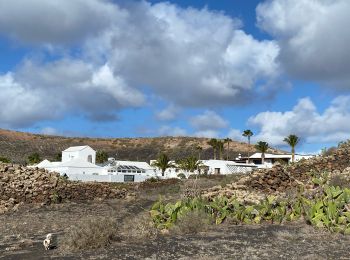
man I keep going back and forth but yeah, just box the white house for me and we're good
[201,160,257,175]
[62,146,96,164]
[235,153,314,168]
[34,146,157,182]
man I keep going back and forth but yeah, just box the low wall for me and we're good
[67,173,151,183]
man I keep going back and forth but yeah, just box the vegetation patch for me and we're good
[60,217,119,251]
[150,172,350,235]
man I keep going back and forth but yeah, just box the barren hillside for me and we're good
[0,128,283,164]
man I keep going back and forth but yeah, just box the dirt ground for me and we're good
[1,178,350,260]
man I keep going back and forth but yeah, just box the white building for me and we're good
[34,146,157,182]
[235,153,314,168]
[62,146,96,164]
[201,160,257,175]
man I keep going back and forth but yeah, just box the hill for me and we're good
[0,128,283,164]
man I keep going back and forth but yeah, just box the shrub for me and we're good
[60,217,119,251]
[120,212,158,240]
[28,153,41,165]
[171,209,212,234]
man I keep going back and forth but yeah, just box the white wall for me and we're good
[62,147,96,164]
[67,173,151,183]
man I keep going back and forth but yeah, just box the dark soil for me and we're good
[1,192,350,260]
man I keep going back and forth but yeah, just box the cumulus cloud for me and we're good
[248,96,350,146]
[102,1,280,107]
[257,0,350,86]
[0,0,281,128]
[190,110,228,131]
[227,128,246,142]
[155,105,180,121]
[0,0,122,45]
[0,60,144,127]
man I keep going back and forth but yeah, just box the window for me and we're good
[124,175,135,182]
[214,168,221,174]
[87,155,92,163]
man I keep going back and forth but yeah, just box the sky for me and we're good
[0,0,350,154]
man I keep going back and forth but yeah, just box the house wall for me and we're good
[67,173,151,183]
[46,166,101,176]
[62,147,96,164]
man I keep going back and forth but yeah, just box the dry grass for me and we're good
[120,212,158,241]
[60,217,119,251]
[171,210,213,234]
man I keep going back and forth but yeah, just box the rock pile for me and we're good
[0,163,127,214]
[202,141,350,200]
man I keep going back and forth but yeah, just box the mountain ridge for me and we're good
[0,128,285,164]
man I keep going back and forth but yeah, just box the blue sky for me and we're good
[0,0,349,154]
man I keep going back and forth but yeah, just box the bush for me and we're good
[60,217,119,251]
[28,153,41,165]
[171,209,212,234]
[120,212,158,240]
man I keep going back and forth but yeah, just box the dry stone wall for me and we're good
[202,141,350,201]
[0,163,127,214]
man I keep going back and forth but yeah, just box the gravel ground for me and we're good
[1,196,350,260]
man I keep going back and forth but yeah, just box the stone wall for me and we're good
[202,141,350,200]
[0,163,127,213]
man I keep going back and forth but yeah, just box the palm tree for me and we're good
[217,140,224,160]
[242,130,254,162]
[255,141,269,165]
[195,145,203,161]
[152,153,172,176]
[178,156,201,173]
[283,134,300,163]
[207,138,218,159]
[224,138,232,160]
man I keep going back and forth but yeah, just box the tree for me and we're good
[152,153,173,176]
[254,141,269,165]
[283,134,300,163]
[28,153,41,165]
[178,156,201,173]
[195,145,203,161]
[217,140,224,160]
[96,150,108,164]
[224,138,232,160]
[243,129,254,162]
[207,138,218,159]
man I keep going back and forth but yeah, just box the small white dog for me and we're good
[43,233,52,250]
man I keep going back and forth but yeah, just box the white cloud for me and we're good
[0,60,145,127]
[227,128,246,142]
[193,130,219,138]
[0,0,122,45]
[86,1,280,106]
[0,1,281,127]
[155,105,180,121]
[158,126,187,136]
[257,0,350,86]
[190,110,228,131]
[248,96,350,146]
